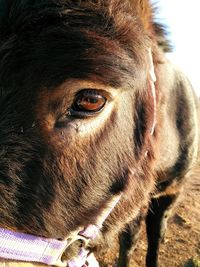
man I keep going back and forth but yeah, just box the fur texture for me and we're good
[0,1,199,266]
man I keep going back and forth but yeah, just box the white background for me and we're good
[152,0,200,95]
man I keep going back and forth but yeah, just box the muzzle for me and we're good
[0,195,122,267]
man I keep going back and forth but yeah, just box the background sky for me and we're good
[151,0,200,95]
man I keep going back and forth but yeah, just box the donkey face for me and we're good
[0,0,156,242]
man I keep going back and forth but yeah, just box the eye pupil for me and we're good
[79,97,98,104]
[86,97,98,103]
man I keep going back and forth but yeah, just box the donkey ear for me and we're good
[110,0,153,31]
[129,0,153,30]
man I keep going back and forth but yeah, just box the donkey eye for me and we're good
[71,90,106,116]
[56,89,107,127]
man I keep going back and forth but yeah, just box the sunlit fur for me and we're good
[0,1,199,266]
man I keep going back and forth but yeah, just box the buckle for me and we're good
[53,233,90,267]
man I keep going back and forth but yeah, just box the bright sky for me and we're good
[152,0,200,95]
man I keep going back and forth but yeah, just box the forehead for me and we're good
[2,1,149,92]
[31,29,136,88]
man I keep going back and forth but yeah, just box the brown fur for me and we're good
[0,1,199,266]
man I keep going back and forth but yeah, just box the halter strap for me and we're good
[0,227,68,266]
[0,195,121,266]
[148,49,157,135]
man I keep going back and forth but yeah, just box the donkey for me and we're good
[0,0,199,266]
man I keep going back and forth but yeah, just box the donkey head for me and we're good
[0,1,158,256]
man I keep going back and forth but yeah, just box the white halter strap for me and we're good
[148,49,157,135]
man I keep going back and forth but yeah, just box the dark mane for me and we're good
[153,22,172,52]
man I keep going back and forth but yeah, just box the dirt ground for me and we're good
[132,169,200,267]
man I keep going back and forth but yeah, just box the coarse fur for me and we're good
[0,0,199,266]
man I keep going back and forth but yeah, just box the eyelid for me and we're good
[74,88,112,100]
